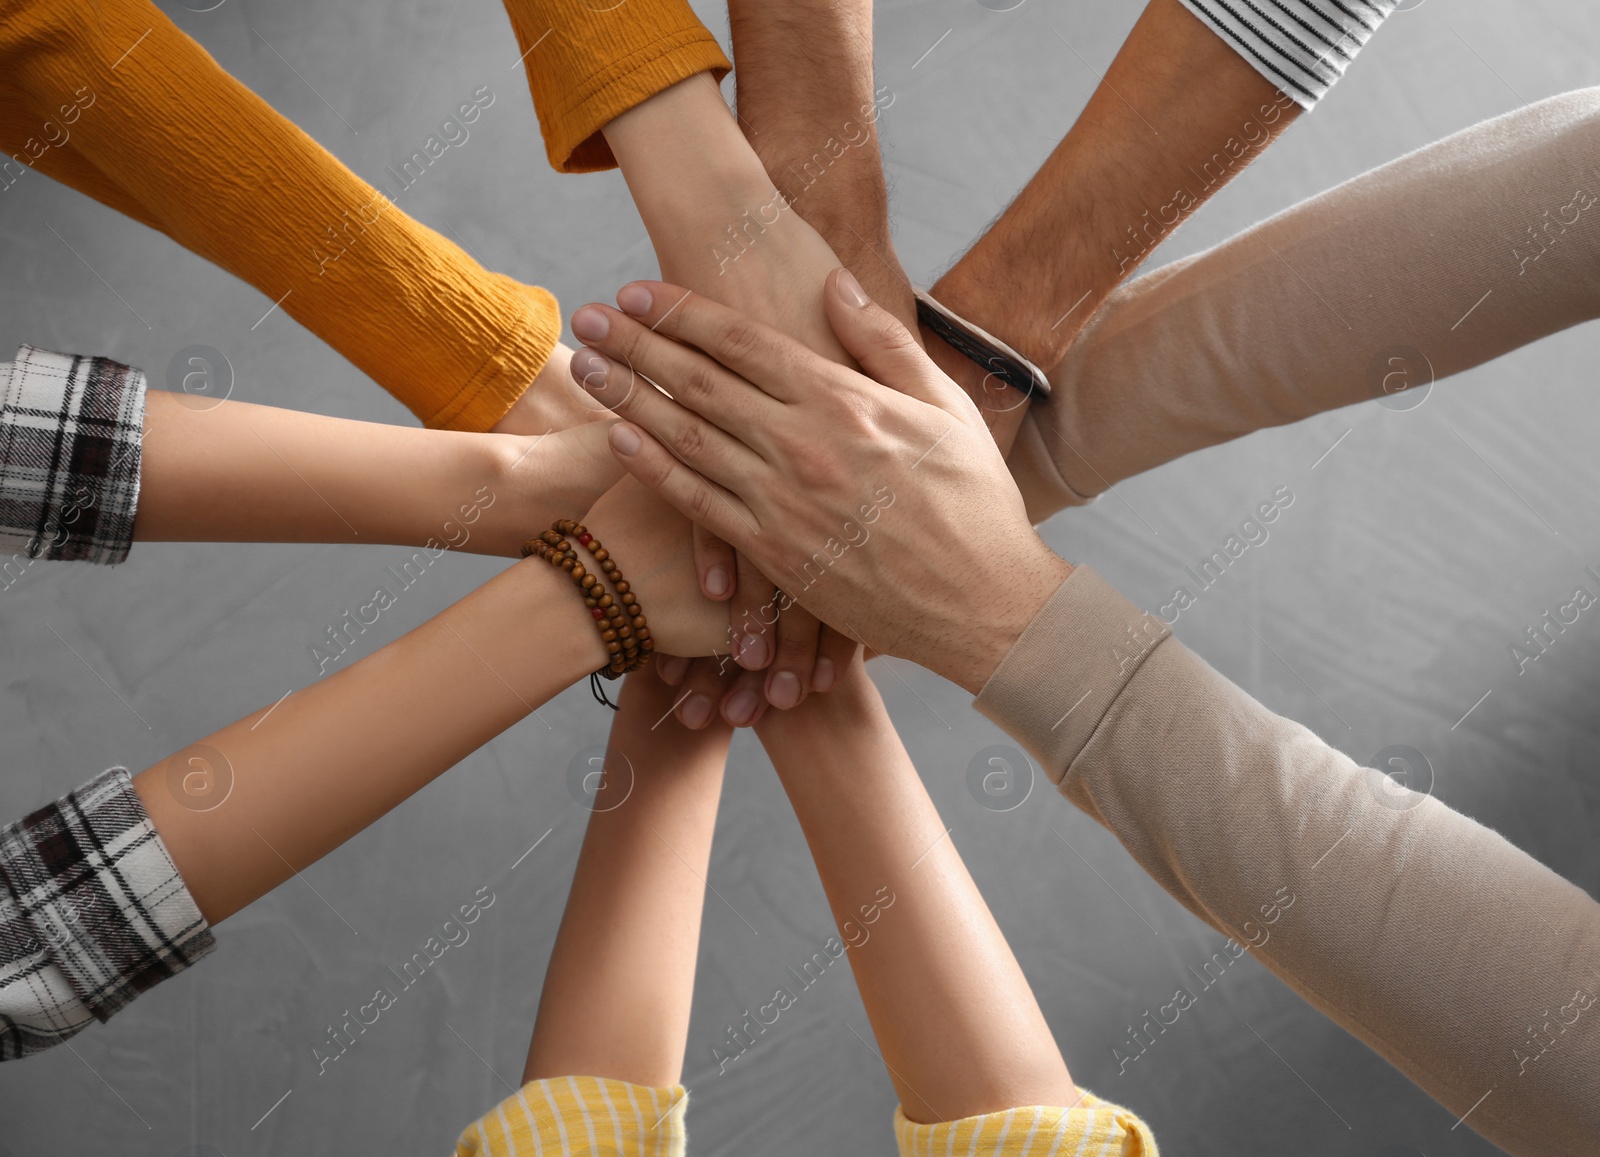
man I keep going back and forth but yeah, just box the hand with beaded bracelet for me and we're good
[128,477,723,930]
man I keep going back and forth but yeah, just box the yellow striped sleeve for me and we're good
[455,1075,688,1157]
[894,1090,1158,1157]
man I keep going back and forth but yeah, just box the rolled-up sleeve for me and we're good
[1178,0,1397,108]
[0,768,213,1061]
[0,345,146,565]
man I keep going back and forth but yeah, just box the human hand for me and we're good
[490,341,613,437]
[578,475,729,660]
[918,328,1035,458]
[568,273,1073,693]
[571,338,859,726]
[651,620,861,729]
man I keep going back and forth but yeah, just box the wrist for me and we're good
[939,547,1075,696]
[484,425,623,557]
[603,74,776,221]
[932,232,1107,377]
[502,555,612,679]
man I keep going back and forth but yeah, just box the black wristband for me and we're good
[915,290,1051,401]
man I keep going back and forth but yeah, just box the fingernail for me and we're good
[836,269,870,309]
[656,655,689,685]
[737,632,770,669]
[705,566,731,598]
[571,306,610,342]
[609,424,642,456]
[812,656,836,692]
[767,670,801,709]
[724,689,760,726]
[570,347,610,391]
[616,284,653,316]
[680,694,713,729]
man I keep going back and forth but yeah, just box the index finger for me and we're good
[613,281,839,405]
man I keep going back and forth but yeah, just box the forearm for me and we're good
[933,0,1300,379]
[133,557,606,925]
[1011,87,1600,518]
[727,0,903,313]
[602,75,850,362]
[524,677,730,1086]
[502,0,729,173]
[756,661,1074,1123]
[134,392,619,557]
[977,568,1600,1156]
[0,0,559,431]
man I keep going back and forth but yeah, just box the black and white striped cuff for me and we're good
[1180,0,1397,108]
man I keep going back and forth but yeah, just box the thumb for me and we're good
[824,269,970,416]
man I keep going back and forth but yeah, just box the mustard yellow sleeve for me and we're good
[455,1075,689,1157]
[0,0,558,432]
[502,0,731,173]
[894,1091,1158,1157]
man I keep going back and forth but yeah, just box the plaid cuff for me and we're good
[0,768,213,1061]
[0,345,146,565]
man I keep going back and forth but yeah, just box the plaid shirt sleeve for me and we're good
[0,344,146,566]
[0,768,214,1061]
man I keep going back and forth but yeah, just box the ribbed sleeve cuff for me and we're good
[0,346,145,564]
[424,278,563,432]
[1178,0,1397,108]
[504,0,731,173]
[973,566,1172,784]
[0,768,213,1060]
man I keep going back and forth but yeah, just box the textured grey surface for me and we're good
[3,0,1598,1154]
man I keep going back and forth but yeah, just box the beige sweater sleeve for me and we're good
[975,567,1600,1157]
[1009,87,1600,521]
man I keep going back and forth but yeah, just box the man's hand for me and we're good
[572,274,1074,695]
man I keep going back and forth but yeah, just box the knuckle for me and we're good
[673,419,708,461]
[678,359,718,404]
[687,480,719,524]
[713,316,763,364]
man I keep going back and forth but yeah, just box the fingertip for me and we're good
[735,631,772,671]
[723,688,762,727]
[704,565,732,600]
[679,693,714,730]
[609,423,643,456]
[655,654,690,686]
[571,304,610,342]
[766,669,802,710]
[616,283,653,317]
[812,656,836,693]
[833,268,871,309]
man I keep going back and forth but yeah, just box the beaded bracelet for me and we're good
[522,519,653,706]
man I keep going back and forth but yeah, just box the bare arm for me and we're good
[726,0,916,332]
[930,0,1301,450]
[756,657,1074,1122]
[522,675,731,1086]
[134,391,620,557]
[132,475,727,926]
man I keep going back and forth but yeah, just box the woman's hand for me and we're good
[579,475,730,660]
[567,272,1074,694]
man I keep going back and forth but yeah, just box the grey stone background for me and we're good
[2,0,1597,1153]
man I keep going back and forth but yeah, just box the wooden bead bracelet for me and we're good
[522,519,652,705]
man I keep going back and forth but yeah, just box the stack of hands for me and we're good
[5,1,1600,1154]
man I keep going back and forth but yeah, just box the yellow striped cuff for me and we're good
[455,1075,688,1157]
[894,1090,1158,1157]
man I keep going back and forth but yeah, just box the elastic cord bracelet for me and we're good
[522,519,653,709]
